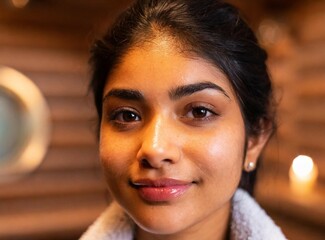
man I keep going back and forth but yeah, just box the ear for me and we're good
[244,125,272,172]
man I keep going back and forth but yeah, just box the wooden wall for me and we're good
[0,1,131,239]
[255,1,325,239]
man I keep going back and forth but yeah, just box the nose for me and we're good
[136,115,180,169]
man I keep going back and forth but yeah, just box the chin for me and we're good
[130,209,188,236]
[136,221,185,236]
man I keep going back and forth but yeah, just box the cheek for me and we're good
[99,135,135,203]
[99,133,131,180]
[188,125,245,182]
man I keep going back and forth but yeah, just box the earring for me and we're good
[245,161,256,172]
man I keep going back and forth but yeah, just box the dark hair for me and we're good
[89,0,276,195]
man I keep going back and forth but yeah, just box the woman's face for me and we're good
[100,39,262,239]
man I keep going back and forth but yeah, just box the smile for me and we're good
[130,178,193,202]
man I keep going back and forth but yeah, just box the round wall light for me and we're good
[0,66,51,182]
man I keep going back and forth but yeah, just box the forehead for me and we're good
[105,38,234,97]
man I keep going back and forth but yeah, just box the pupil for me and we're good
[123,112,136,121]
[193,108,206,118]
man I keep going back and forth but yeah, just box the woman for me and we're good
[81,0,286,239]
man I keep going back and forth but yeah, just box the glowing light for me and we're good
[291,155,314,180]
[11,0,29,8]
[289,155,318,194]
[0,66,51,183]
[257,19,282,46]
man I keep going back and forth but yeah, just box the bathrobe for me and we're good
[80,188,286,240]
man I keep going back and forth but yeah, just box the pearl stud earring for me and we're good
[246,162,256,172]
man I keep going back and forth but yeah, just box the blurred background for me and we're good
[0,0,324,239]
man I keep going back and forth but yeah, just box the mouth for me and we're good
[130,178,194,202]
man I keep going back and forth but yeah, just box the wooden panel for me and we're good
[0,47,88,74]
[28,73,90,98]
[0,4,107,238]
[39,146,100,171]
[0,202,107,240]
[0,0,133,32]
[0,24,87,50]
[267,211,325,240]
[0,193,107,216]
[0,171,105,199]
[257,2,325,239]
[294,77,325,98]
[294,43,325,72]
[47,97,96,121]
[256,174,325,228]
[291,1,325,43]
[50,121,97,147]
[296,101,325,123]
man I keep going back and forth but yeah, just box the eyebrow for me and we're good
[102,81,230,103]
[103,89,144,103]
[169,81,230,100]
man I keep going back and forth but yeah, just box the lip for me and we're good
[130,178,192,202]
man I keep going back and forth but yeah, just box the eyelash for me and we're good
[107,104,218,129]
[109,107,141,128]
[182,104,218,122]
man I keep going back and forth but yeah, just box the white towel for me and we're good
[231,189,286,240]
[80,189,286,240]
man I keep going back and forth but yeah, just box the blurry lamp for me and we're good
[289,155,318,194]
[258,19,281,46]
[11,0,29,8]
[0,66,50,183]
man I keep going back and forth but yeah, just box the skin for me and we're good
[99,38,269,240]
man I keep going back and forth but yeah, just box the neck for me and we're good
[135,202,231,240]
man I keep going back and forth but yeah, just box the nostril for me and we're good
[140,159,153,169]
[140,158,174,169]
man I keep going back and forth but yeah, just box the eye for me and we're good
[182,103,218,122]
[110,108,141,123]
[191,107,212,119]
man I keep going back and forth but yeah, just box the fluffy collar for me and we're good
[80,189,286,240]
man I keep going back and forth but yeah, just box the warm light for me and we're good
[291,155,314,180]
[257,19,282,46]
[289,155,318,194]
[11,0,29,8]
[0,66,51,183]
